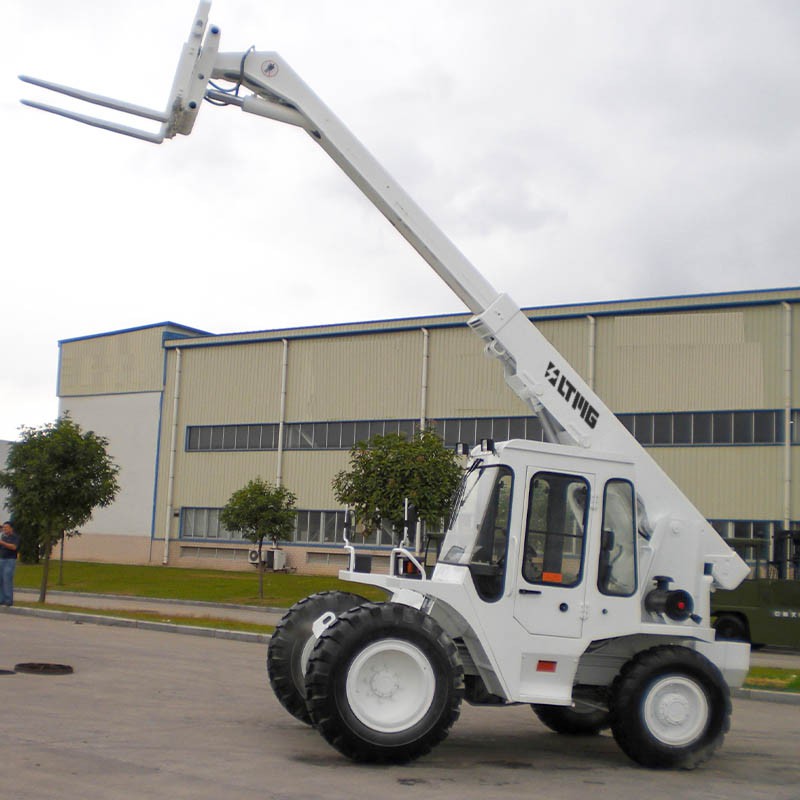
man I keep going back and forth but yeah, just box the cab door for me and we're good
[513,468,592,638]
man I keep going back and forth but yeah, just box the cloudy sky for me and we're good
[2,0,799,441]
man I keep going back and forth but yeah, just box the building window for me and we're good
[753,411,776,443]
[185,410,796,454]
[181,508,232,540]
[734,412,753,444]
[428,416,544,449]
[186,416,547,453]
[652,414,672,445]
[709,518,784,579]
[634,414,654,445]
[673,413,692,444]
[693,413,712,444]
[293,509,399,546]
[182,506,353,546]
[616,409,791,447]
[713,412,733,444]
[618,414,634,436]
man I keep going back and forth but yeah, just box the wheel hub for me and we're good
[345,638,436,734]
[370,668,400,698]
[657,692,691,726]
[643,675,709,747]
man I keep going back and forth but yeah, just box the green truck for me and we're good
[711,530,800,649]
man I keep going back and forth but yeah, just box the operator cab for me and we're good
[435,438,642,639]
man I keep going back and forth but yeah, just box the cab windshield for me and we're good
[439,464,514,601]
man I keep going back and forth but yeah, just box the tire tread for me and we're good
[267,591,366,724]
[306,602,464,763]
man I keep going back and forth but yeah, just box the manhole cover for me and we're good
[14,662,74,675]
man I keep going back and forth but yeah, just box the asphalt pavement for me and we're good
[8,586,800,702]
[4,614,798,800]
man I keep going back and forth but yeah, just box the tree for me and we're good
[0,415,120,602]
[11,517,43,565]
[220,478,297,599]
[332,430,462,544]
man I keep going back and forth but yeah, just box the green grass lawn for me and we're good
[744,666,800,693]
[15,561,385,607]
[16,601,276,635]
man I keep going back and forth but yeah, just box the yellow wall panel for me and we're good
[59,326,167,396]
[425,326,528,418]
[650,447,784,519]
[285,332,422,421]
[174,343,285,423]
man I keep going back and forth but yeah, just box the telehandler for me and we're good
[21,1,751,769]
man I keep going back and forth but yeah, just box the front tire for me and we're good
[267,591,367,724]
[305,602,464,763]
[610,645,731,769]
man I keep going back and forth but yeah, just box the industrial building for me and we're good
[56,286,799,575]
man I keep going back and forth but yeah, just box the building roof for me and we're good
[160,285,800,349]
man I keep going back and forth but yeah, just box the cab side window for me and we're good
[523,472,588,587]
[598,479,637,596]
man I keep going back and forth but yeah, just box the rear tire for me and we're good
[305,602,464,763]
[610,645,731,769]
[713,614,749,642]
[533,703,610,736]
[267,591,367,724]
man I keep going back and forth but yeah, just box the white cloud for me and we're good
[2,0,799,439]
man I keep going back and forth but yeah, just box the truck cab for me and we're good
[712,531,800,649]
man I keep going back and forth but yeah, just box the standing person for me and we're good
[0,521,20,606]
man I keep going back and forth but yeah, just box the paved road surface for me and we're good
[1,615,798,800]
[15,587,799,669]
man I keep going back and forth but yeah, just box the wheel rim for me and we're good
[345,638,436,734]
[642,675,709,746]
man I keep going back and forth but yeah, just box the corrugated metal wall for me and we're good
[651,447,785,519]
[58,289,800,565]
[176,342,285,423]
[536,317,593,383]
[426,326,527,418]
[596,309,776,411]
[793,306,800,401]
[286,332,421,421]
[59,326,168,396]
